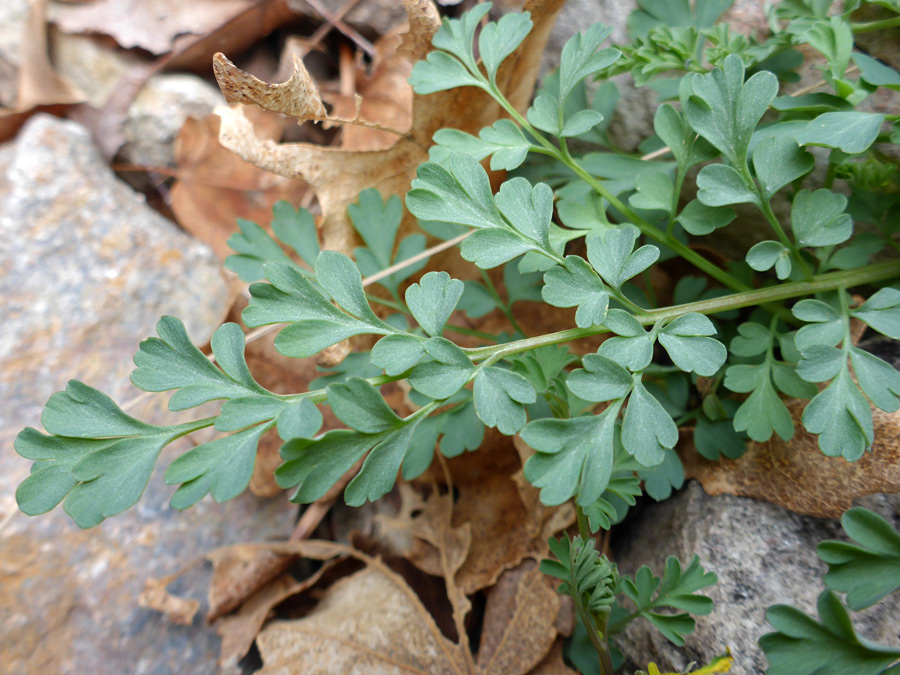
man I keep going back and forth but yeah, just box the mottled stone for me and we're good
[0,114,296,674]
[613,482,900,675]
[121,73,225,168]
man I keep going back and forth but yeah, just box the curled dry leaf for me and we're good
[206,542,298,621]
[377,436,575,595]
[682,401,900,518]
[138,570,201,626]
[214,0,567,253]
[0,0,82,141]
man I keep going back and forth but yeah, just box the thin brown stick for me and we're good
[304,0,375,58]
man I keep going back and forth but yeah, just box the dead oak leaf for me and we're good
[681,401,900,518]
[378,436,574,595]
[169,107,305,259]
[214,0,567,253]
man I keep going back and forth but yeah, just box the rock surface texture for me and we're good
[121,73,225,168]
[613,482,900,674]
[0,115,296,674]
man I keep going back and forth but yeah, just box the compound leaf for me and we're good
[747,240,792,280]
[521,405,620,507]
[542,256,610,328]
[407,155,506,230]
[566,353,634,403]
[795,112,885,155]
[406,271,464,337]
[132,318,267,411]
[327,378,402,434]
[802,368,874,460]
[408,338,474,400]
[658,313,727,376]
[853,288,900,339]
[165,422,272,509]
[621,381,678,466]
[473,367,536,435]
[478,11,533,82]
[792,189,853,247]
[753,135,814,202]
[760,591,900,675]
[697,163,760,207]
[587,226,660,290]
[817,507,900,611]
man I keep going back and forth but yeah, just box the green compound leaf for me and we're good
[408,338,474,400]
[654,103,716,172]
[521,405,620,507]
[406,271,464,337]
[561,109,605,137]
[526,93,561,135]
[473,367,537,435]
[407,155,506,230]
[495,177,554,250]
[729,321,771,357]
[273,398,323,441]
[344,421,422,507]
[316,251,390,329]
[791,189,853,247]
[802,368,874,460]
[694,416,747,461]
[796,344,844,383]
[595,310,654,372]
[818,507,900,611]
[541,256,610,328]
[760,591,900,675]
[407,4,489,94]
[628,172,675,214]
[793,298,844,350]
[849,347,900,412]
[697,163,760,207]
[684,54,778,165]
[752,135,814,202]
[853,52,900,92]
[165,422,273,509]
[747,240,792,280]
[621,381,678,467]
[327,377,402,434]
[587,225,660,291]
[16,381,205,528]
[725,363,796,442]
[618,555,717,646]
[566,353,634,403]
[225,201,319,281]
[795,111,885,155]
[639,448,685,501]
[431,119,532,171]
[408,51,482,95]
[658,313,727,377]
[461,228,536,269]
[853,288,900,340]
[676,200,735,236]
[370,334,425,377]
[244,263,386,358]
[131,317,268,411]
[559,23,619,103]
[478,11,532,82]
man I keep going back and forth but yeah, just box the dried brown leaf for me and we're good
[138,573,200,626]
[380,437,574,595]
[206,543,297,621]
[215,0,567,253]
[682,402,900,517]
[0,0,82,141]
[476,561,565,674]
[214,52,328,121]
[169,109,304,258]
[50,0,258,55]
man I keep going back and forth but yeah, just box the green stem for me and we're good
[444,324,500,341]
[366,293,409,314]
[851,15,900,33]
[576,504,592,539]
[480,269,524,334]
[758,192,815,280]
[464,260,900,361]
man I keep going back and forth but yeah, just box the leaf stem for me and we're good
[850,15,900,33]
[463,260,900,361]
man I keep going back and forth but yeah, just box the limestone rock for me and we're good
[121,73,225,168]
[0,114,295,674]
[612,482,900,675]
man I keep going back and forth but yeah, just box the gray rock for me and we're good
[613,482,900,675]
[0,114,296,674]
[0,0,28,108]
[121,73,224,168]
